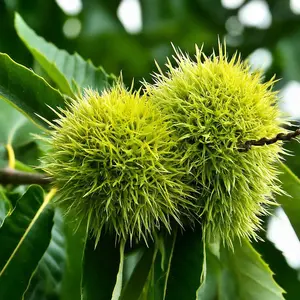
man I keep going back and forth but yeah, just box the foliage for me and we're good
[0,2,300,300]
[14,13,115,97]
[0,186,54,299]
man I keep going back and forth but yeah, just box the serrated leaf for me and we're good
[199,240,285,300]
[15,13,115,97]
[0,185,54,300]
[221,240,285,299]
[82,234,122,300]
[276,162,300,240]
[24,209,66,300]
[254,238,300,300]
[165,228,204,300]
[0,53,65,127]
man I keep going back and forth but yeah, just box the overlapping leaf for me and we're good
[0,98,41,147]
[254,238,300,300]
[145,233,176,299]
[120,245,156,300]
[60,220,87,300]
[0,53,65,127]
[82,234,122,300]
[221,240,284,299]
[165,229,204,300]
[0,187,11,226]
[0,185,54,300]
[128,229,204,300]
[24,210,66,300]
[198,240,285,300]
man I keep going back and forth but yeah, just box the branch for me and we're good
[0,168,52,185]
[1,129,299,185]
[239,129,300,152]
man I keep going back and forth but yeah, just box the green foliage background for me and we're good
[1,0,300,299]
[2,0,298,88]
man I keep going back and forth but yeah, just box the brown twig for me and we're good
[0,168,52,185]
[239,129,300,152]
[1,129,299,184]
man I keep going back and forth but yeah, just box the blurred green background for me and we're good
[3,0,300,117]
[2,0,300,298]
[1,0,300,93]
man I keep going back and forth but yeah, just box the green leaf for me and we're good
[0,144,6,168]
[112,240,126,300]
[24,209,66,300]
[60,220,87,300]
[282,136,300,179]
[15,13,115,97]
[123,248,144,287]
[0,53,65,127]
[254,238,300,300]
[0,98,42,171]
[0,185,54,300]
[197,248,220,300]
[4,190,23,210]
[145,233,176,300]
[14,142,42,168]
[276,162,300,240]
[0,98,41,148]
[82,234,122,300]
[221,240,284,299]
[199,240,285,300]
[0,187,12,226]
[165,228,204,300]
[120,244,156,300]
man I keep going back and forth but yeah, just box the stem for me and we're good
[0,168,52,185]
[6,144,15,169]
[239,129,300,152]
